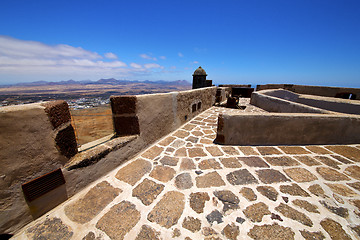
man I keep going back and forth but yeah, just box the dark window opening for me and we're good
[192,104,197,113]
[185,115,188,121]
[197,102,202,110]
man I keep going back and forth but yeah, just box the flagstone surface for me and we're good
[13,106,360,239]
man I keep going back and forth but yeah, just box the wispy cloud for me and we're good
[104,52,118,59]
[178,52,184,57]
[140,53,157,61]
[144,63,164,69]
[159,56,166,60]
[130,63,143,69]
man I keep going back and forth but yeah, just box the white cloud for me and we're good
[104,52,118,59]
[193,61,199,64]
[178,52,184,57]
[140,53,157,61]
[130,63,142,69]
[159,56,166,60]
[144,63,164,69]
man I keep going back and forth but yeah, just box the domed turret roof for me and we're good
[193,66,207,76]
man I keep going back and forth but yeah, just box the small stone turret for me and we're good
[192,66,212,89]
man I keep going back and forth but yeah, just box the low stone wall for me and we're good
[215,112,360,145]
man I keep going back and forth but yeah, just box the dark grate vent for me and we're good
[22,168,65,202]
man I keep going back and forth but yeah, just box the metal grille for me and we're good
[22,168,65,202]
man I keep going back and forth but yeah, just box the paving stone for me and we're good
[315,156,341,169]
[180,158,196,170]
[206,210,223,224]
[132,178,164,206]
[190,192,210,213]
[200,138,214,144]
[96,201,140,240]
[196,172,226,188]
[222,223,239,240]
[240,187,257,201]
[284,167,318,182]
[221,146,239,155]
[351,199,360,211]
[142,146,164,159]
[325,145,360,162]
[192,130,204,137]
[256,169,290,184]
[243,202,271,222]
[308,184,327,198]
[159,156,179,166]
[227,169,258,185]
[271,213,283,221]
[158,136,176,146]
[214,190,240,213]
[331,155,353,164]
[171,139,186,148]
[182,216,201,233]
[293,156,320,166]
[135,225,160,240]
[149,165,176,182]
[147,191,185,228]
[320,218,352,240]
[172,228,181,238]
[257,186,278,201]
[116,159,152,186]
[236,217,245,224]
[282,196,289,203]
[320,200,349,218]
[220,157,242,168]
[188,148,208,157]
[326,183,357,197]
[206,146,224,157]
[82,232,96,240]
[300,230,325,240]
[238,146,259,155]
[333,193,345,204]
[202,227,219,237]
[350,225,360,238]
[65,181,121,224]
[26,218,73,240]
[347,182,360,191]
[316,167,350,181]
[186,136,199,143]
[264,156,300,166]
[280,184,310,197]
[199,159,222,170]
[275,203,313,226]
[256,146,282,155]
[248,223,295,240]
[279,146,311,154]
[173,129,190,138]
[174,147,187,157]
[239,156,269,168]
[344,165,360,180]
[175,173,193,190]
[305,146,332,154]
[183,123,197,131]
[292,199,319,213]
[203,129,214,135]
[165,147,175,153]
[195,170,203,175]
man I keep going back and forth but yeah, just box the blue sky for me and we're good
[0,0,359,87]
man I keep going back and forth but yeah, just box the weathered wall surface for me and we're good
[215,112,360,146]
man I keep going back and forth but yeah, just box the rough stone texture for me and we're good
[243,202,271,222]
[180,158,196,170]
[333,194,345,204]
[331,155,352,164]
[110,95,136,114]
[257,186,278,201]
[159,156,179,166]
[182,217,201,233]
[326,183,357,197]
[65,181,121,223]
[236,217,245,224]
[175,173,193,190]
[239,156,269,168]
[221,146,239,155]
[220,157,242,168]
[344,165,360,180]
[26,218,73,240]
[256,169,290,184]
[248,223,295,240]
[188,148,208,157]
[206,210,223,224]
[55,124,78,158]
[43,100,71,129]
[315,156,341,169]
[347,182,360,191]
[141,146,164,160]
[305,145,332,154]
[213,190,240,213]
[186,136,199,143]
[300,230,325,240]
[280,184,310,197]
[171,139,186,148]
[132,178,164,206]
[173,129,190,138]
[190,192,210,213]
[320,218,352,240]
[292,199,319,213]
[172,228,181,238]
[284,167,318,182]
[256,146,282,155]
[293,156,320,166]
[308,184,327,197]
[320,200,349,218]
[158,136,176,146]
[113,116,140,136]
[264,156,300,166]
[135,225,160,240]
[149,165,176,182]
[206,146,224,156]
[222,223,239,240]
[199,159,222,170]
[240,187,257,201]
[275,203,313,226]
[238,146,259,155]
[147,191,185,228]
[202,227,219,237]
[174,147,187,157]
[325,145,360,162]
[115,159,152,185]
[96,201,140,240]
[351,225,360,238]
[279,146,310,154]
[316,167,350,181]
[227,169,258,185]
[196,172,225,188]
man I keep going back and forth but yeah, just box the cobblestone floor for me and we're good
[13,105,360,240]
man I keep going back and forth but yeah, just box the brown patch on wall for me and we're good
[42,100,71,129]
[55,125,78,158]
[110,96,137,114]
[113,116,140,136]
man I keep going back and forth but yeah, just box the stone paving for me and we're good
[13,105,360,240]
